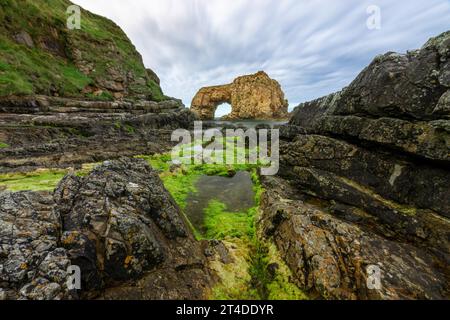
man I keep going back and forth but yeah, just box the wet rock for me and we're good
[267,263,279,280]
[290,31,450,162]
[434,90,450,115]
[0,97,196,173]
[53,158,208,294]
[280,134,450,218]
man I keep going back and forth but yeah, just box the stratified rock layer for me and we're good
[259,31,450,299]
[191,71,289,120]
[0,158,213,300]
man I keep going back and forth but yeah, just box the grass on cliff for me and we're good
[0,0,166,99]
[0,35,93,96]
[0,141,9,148]
[140,152,307,301]
[147,79,166,102]
[0,0,94,96]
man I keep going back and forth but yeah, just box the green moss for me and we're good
[0,141,9,148]
[208,239,260,300]
[111,121,136,134]
[161,171,199,210]
[249,242,309,300]
[124,124,135,134]
[136,153,260,210]
[204,200,254,239]
[0,170,66,191]
[0,162,99,191]
[86,91,114,101]
[137,153,172,172]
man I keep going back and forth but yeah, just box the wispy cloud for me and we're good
[73,0,450,110]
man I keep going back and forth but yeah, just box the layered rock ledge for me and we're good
[0,96,197,172]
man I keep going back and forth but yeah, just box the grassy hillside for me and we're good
[0,0,165,101]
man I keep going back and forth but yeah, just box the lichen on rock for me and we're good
[0,158,214,300]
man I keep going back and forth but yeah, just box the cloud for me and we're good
[72,0,450,111]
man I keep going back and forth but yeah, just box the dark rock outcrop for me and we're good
[290,31,450,162]
[0,158,213,300]
[0,191,73,300]
[259,31,450,299]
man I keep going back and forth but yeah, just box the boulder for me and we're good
[290,31,450,162]
[0,158,213,299]
[0,191,73,300]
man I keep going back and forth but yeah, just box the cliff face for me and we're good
[0,0,164,101]
[259,31,450,299]
[191,71,289,120]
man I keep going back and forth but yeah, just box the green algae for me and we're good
[143,152,307,300]
[0,141,9,148]
[0,162,99,191]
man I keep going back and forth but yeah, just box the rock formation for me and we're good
[191,71,289,120]
[0,158,213,299]
[259,30,450,299]
[1,0,449,301]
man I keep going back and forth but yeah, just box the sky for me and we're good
[73,0,450,116]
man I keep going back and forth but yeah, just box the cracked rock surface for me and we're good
[0,158,213,300]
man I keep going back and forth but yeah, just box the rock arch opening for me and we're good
[191,71,289,120]
[215,103,232,119]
